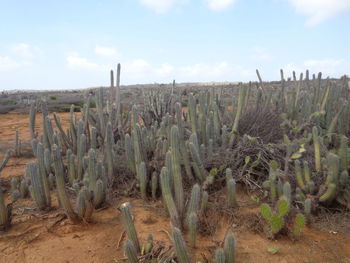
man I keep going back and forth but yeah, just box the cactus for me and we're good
[144,233,153,254]
[14,129,20,157]
[172,227,190,263]
[160,167,181,228]
[27,162,50,210]
[29,103,36,140]
[0,149,10,172]
[170,125,184,216]
[120,202,140,253]
[293,213,306,236]
[125,134,136,174]
[188,212,198,248]
[0,185,11,230]
[227,178,237,207]
[304,198,312,221]
[339,136,349,172]
[200,190,209,214]
[312,127,321,173]
[139,162,147,200]
[261,199,289,235]
[52,144,80,223]
[20,179,29,198]
[124,240,139,263]
[77,133,87,180]
[67,150,76,184]
[93,179,105,208]
[214,248,226,263]
[105,122,114,181]
[282,182,292,204]
[188,93,197,133]
[185,184,200,229]
[224,233,235,263]
[76,186,94,221]
[36,143,51,207]
[151,171,158,200]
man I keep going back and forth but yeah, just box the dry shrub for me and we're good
[238,106,283,144]
[204,137,284,190]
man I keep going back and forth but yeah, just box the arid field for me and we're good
[0,70,350,263]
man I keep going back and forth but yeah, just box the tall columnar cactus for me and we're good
[139,162,147,200]
[227,178,237,207]
[0,149,11,173]
[27,162,50,210]
[125,134,136,174]
[52,144,80,223]
[160,167,181,228]
[200,190,209,214]
[124,240,138,263]
[29,103,36,140]
[120,202,140,253]
[0,184,11,230]
[172,227,190,263]
[20,179,29,198]
[44,148,51,174]
[77,133,87,180]
[87,148,97,191]
[185,184,201,229]
[170,125,185,216]
[215,248,226,263]
[67,149,76,184]
[312,126,321,173]
[229,84,247,147]
[339,136,349,172]
[189,141,206,182]
[295,160,306,191]
[36,143,51,207]
[15,129,20,157]
[105,122,114,180]
[188,212,198,248]
[151,171,158,200]
[132,129,143,177]
[224,233,236,263]
[91,126,97,150]
[76,186,94,222]
[93,179,105,208]
[188,93,197,133]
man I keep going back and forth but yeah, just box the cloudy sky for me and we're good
[0,0,349,90]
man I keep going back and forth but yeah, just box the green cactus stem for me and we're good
[172,227,190,263]
[120,202,140,253]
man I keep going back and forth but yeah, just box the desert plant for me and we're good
[120,202,140,253]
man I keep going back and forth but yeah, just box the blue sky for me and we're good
[0,0,349,90]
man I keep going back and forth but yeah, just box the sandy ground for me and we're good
[0,112,349,263]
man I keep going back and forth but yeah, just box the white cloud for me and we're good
[94,45,119,58]
[287,0,350,26]
[10,43,34,58]
[66,53,107,71]
[206,0,237,11]
[250,47,271,61]
[139,0,177,13]
[0,56,30,71]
